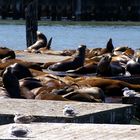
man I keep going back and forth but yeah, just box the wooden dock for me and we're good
[0,123,140,139]
[0,99,133,125]
[15,51,70,63]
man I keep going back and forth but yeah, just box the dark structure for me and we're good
[0,0,140,21]
[25,0,38,47]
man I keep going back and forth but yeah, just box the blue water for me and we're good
[0,24,140,50]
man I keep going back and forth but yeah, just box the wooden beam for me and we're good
[25,0,38,48]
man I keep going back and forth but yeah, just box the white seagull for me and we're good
[63,105,78,117]
[14,114,35,124]
[9,125,30,137]
[122,87,140,97]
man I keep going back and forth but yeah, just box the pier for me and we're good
[1,123,140,139]
[0,99,133,125]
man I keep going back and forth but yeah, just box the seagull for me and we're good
[122,87,140,97]
[63,105,78,117]
[14,114,35,124]
[9,125,30,137]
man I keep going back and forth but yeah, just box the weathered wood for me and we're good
[0,123,140,139]
[25,0,38,48]
[0,99,133,125]
[122,97,140,119]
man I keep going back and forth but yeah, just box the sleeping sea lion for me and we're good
[67,61,97,74]
[62,87,105,102]
[48,45,86,71]
[0,47,15,59]
[74,77,140,96]
[126,59,140,75]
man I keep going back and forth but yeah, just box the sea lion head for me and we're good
[0,47,15,59]
[96,54,112,76]
[2,66,21,98]
[7,63,33,80]
[106,38,114,53]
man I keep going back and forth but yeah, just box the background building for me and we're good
[0,0,140,21]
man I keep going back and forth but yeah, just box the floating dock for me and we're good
[0,99,133,125]
[16,51,70,63]
[0,123,140,139]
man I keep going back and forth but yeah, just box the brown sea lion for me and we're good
[4,63,33,80]
[84,38,114,59]
[0,87,10,98]
[19,77,42,90]
[67,61,97,74]
[122,48,135,58]
[98,38,114,55]
[96,54,125,76]
[0,58,42,71]
[27,31,52,52]
[48,45,86,71]
[35,90,68,101]
[0,47,15,59]
[114,46,129,52]
[96,54,112,76]
[2,66,37,99]
[62,87,105,102]
[126,59,140,75]
[2,66,22,98]
[74,77,140,96]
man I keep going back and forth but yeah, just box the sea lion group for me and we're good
[1,35,140,103]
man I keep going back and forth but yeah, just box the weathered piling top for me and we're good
[0,123,140,140]
[0,99,133,124]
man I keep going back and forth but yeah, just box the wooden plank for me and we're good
[0,99,133,125]
[15,51,70,63]
[0,123,140,139]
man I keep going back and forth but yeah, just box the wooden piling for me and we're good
[25,0,38,48]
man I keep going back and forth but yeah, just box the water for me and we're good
[0,24,140,50]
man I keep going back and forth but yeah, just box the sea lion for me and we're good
[35,90,69,101]
[97,38,114,56]
[85,38,114,59]
[96,54,125,76]
[2,66,21,98]
[48,45,86,71]
[0,47,15,59]
[126,59,140,75]
[2,66,36,99]
[114,46,129,52]
[67,61,97,74]
[0,58,42,71]
[27,31,52,52]
[0,87,10,98]
[96,54,112,76]
[4,63,33,80]
[33,85,68,101]
[74,77,140,96]
[62,87,105,102]
[19,77,42,90]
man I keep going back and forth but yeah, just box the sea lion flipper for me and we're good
[47,37,52,50]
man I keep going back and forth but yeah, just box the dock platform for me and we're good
[0,123,140,139]
[16,51,70,63]
[0,99,133,124]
